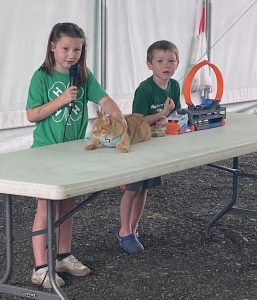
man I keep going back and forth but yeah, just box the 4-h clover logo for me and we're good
[48,81,85,125]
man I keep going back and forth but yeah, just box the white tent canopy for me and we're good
[105,0,257,111]
[1,0,257,153]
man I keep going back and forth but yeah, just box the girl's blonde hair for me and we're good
[41,22,87,85]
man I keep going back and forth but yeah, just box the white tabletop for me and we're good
[0,112,256,200]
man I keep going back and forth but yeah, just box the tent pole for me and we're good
[101,0,107,89]
[206,0,212,62]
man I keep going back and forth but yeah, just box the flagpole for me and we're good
[204,0,212,98]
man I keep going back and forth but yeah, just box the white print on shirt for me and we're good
[151,103,164,113]
[48,81,84,124]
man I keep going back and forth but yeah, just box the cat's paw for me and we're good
[152,130,166,137]
[116,144,129,153]
[85,144,97,151]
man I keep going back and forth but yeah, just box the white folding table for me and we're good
[1,112,257,299]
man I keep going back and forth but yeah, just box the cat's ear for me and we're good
[97,110,104,119]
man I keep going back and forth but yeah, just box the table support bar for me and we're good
[0,284,60,300]
[204,157,257,238]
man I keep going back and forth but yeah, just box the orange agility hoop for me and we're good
[183,60,224,106]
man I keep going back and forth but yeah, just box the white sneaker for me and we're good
[56,255,91,277]
[31,266,65,289]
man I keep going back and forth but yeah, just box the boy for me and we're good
[118,40,181,253]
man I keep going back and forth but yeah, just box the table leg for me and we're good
[203,157,239,239]
[0,194,14,284]
[47,200,69,300]
[0,196,68,299]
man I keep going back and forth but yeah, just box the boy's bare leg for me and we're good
[119,190,147,236]
[130,190,147,234]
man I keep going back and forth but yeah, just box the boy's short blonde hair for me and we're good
[147,40,179,64]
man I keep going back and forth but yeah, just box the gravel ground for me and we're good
[1,153,257,300]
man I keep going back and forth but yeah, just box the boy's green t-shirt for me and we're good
[26,68,107,147]
[132,76,181,115]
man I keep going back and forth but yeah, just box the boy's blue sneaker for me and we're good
[117,233,144,253]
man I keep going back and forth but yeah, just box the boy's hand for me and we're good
[155,116,168,128]
[162,97,175,116]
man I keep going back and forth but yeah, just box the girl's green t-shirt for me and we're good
[26,68,107,147]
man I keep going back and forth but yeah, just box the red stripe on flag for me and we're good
[199,6,206,34]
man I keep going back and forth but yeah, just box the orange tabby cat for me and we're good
[85,111,161,153]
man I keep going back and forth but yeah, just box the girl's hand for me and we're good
[26,86,78,123]
[60,86,78,105]
[112,114,127,129]
[162,97,175,117]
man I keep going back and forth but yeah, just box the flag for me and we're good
[190,0,212,93]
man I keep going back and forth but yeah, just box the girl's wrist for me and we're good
[159,110,167,118]
[57,94,68,106]
[112,112,127,127]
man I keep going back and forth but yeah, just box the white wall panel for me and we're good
[0,0,100,129]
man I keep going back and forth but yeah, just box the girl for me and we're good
[26,22,126,289]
